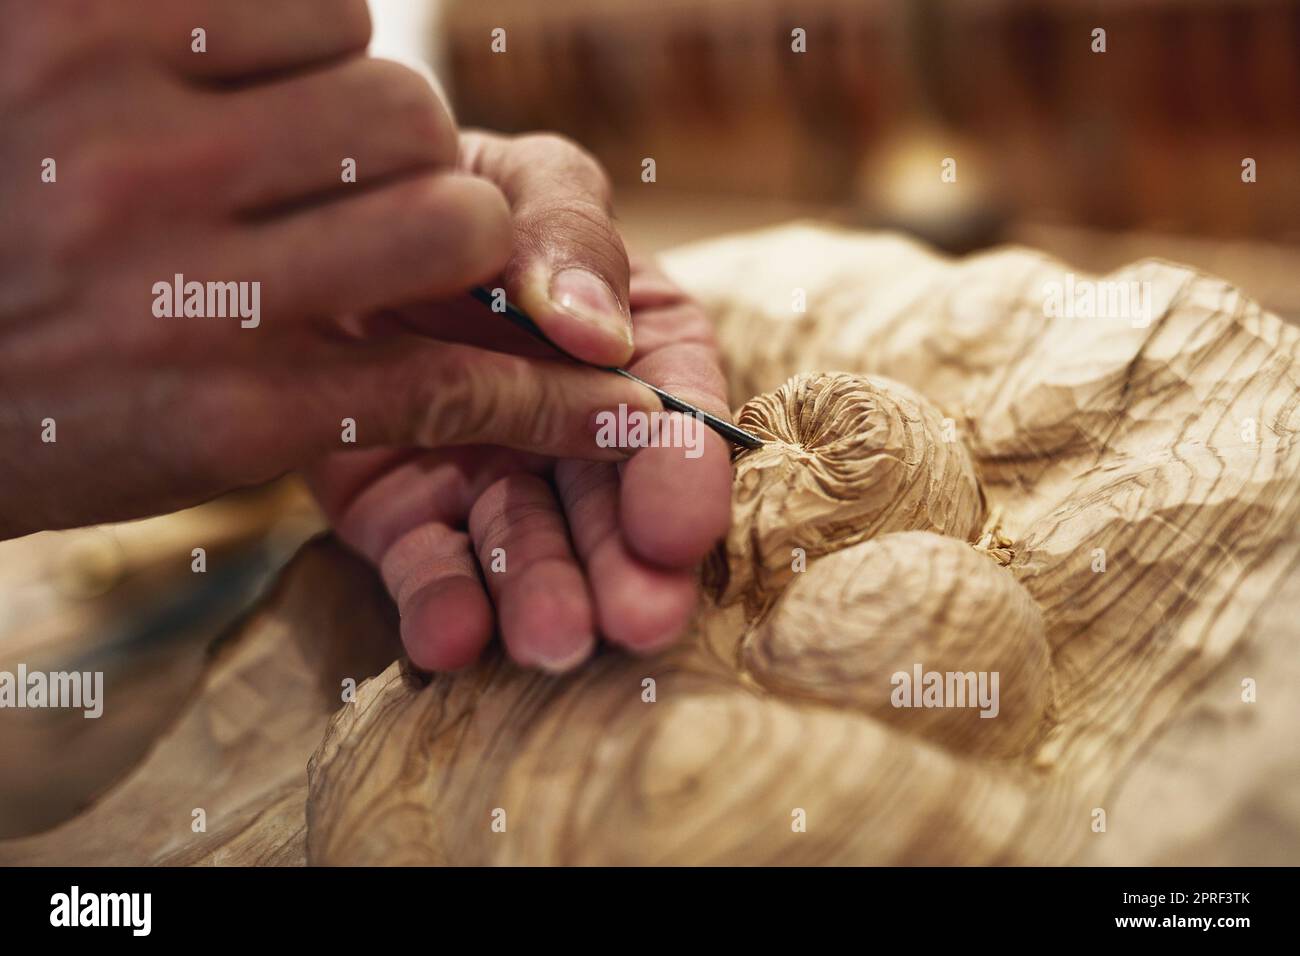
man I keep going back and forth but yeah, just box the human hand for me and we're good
[308,256,733,673]
[0,1,651,538]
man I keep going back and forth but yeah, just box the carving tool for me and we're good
[470,286,764,450]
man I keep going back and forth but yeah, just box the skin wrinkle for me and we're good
[411,348,483,447]
[555,462,621,558]
[474,495,566,567]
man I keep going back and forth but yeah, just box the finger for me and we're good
[555,460,698,653]
[378,522,492,671]
[305,446,546,564]
[219,58,457,213]
[617,399,731,568]
[305,446,548,671]
[326,339,662,462]
[154,0,372,81]
[183,337,661,489]
[469,475,596,673]
[461,131,633,367]
[237,171,513,320]
[618,266,734,567]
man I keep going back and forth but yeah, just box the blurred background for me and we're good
[428,0,1300,320]
[3,0,1298,838]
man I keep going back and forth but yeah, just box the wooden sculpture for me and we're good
[4,224,1299,865]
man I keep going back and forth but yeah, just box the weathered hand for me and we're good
[0,2,651,539]
[308,259,733,673]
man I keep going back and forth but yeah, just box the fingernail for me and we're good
[550,268,633,348]
[531,636,596,674]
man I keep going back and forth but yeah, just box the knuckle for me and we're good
[519,132,613,207]
[518,198,627,278]
[410,351,481,445]
[498,492,554,536]
[464,363,511,442]
[515,375,565,450]
[493,369,566,455]
[542,194,611,231]
[416,353,561,451]
[474,476,552,548]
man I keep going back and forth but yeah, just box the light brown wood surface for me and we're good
[4,224,1298,865]
[0,541,397,865]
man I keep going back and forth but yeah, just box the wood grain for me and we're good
[5,224,1298,865]
[742,529,1052,758]
[0,539,398,865]
[709,371,985,609]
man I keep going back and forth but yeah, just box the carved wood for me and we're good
[6,225,1298,865]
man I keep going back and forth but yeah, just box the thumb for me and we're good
[461,131,634,367]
